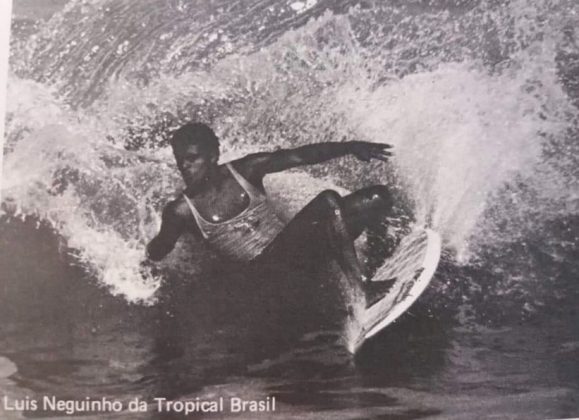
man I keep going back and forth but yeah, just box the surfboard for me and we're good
[351,228,441,353]
[263,172,442,353]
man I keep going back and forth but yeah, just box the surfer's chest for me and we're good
[191,177,251,223]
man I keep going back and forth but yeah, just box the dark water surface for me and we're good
[1,219,578,419]
[3,0,579,418]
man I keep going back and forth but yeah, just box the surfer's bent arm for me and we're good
[241,141,392,177]
[146,201,185,261]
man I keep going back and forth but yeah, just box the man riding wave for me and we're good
[146,123,394,291]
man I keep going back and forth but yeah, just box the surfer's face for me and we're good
[177,143,219,186]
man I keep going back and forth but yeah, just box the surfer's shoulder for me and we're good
[228,154,269,184]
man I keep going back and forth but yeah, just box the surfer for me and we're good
[146,122,394,288]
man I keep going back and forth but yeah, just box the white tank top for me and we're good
[183,163,285,261]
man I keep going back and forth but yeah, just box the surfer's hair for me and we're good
[170,122,219,156]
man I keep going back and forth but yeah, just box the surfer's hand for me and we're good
[349,141,393,163]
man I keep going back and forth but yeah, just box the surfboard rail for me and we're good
[351,228,442,353]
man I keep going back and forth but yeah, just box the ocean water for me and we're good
[1,0,579,418]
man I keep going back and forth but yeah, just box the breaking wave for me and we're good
[3,0,578,320]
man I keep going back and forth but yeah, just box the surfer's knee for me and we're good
[316,189,343,212]
[360,185,393,211]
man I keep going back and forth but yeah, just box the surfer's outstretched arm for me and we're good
[238,141,392,178]
[146,200,186,261]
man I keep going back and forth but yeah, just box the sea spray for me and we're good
[2,97,167,303]
[3,0,578,317]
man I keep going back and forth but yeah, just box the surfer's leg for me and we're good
[259,189,365,288]
[341,185,395,277]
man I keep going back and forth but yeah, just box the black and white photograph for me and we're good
[1,0,578,418]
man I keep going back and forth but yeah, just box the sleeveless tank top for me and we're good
[183,163,285,261]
